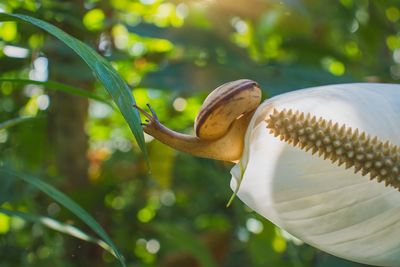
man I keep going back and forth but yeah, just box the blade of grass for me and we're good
[0,116,40,130]
[0,207,116,257]
[0,78,114,108]
[0,169,125,267]
[0,13,147,159]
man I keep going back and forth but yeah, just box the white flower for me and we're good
[230,83,400,267]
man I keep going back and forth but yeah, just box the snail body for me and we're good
[135,79,261,162]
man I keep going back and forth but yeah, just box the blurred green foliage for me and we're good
[0,0,399,266]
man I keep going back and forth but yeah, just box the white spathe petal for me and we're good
[231,83,400,266]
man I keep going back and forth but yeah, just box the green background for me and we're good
[0,0,399,266]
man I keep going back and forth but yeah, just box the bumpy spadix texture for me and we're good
[230,83,400,267]
[267,109,400,190]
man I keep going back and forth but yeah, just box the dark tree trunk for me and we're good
[44,1,106,266]
[46,0,90,189]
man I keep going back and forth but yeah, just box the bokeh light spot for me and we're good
[387,35,400,51]
[393,49,400,64]
[344,41,360,57]
[137,207,155,223]
[386,7,400,23]
[0,213,11,234]
[47,202,61,216]
[0,130,8,143]
[237,227,249,242]
[3,45,29,58]
[272,235,286,253]
[172,97,187,111]
[83,9,105,31]
[146,239,160,254]
[176,3,189,19]
[112,24,129,49]
[37,94,50,110]
[160,190,176,206]
[322,57,345,76]
[246,218,263,234]
[0,22,17,42]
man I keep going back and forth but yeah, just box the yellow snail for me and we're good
[135,80,400,267]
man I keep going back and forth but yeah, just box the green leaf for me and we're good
[0,13,147,159]
[0,208,116,257]
[153,223,218,267]
[0,116,40,130]
[0,169,126,267]
[0,78,114,108]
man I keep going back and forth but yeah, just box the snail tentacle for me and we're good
[133,104,157,124]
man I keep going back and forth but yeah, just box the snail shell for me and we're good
[194,79,262,140]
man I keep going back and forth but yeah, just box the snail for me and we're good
[134,79,262,162]
[135,80,400,267]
